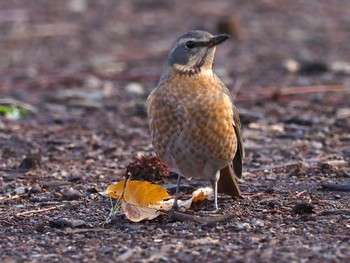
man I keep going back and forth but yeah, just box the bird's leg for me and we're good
[213,179,218,210]
[172,174,182,210]
[210,171,220,211]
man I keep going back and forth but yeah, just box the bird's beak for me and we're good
[209,34,230,46]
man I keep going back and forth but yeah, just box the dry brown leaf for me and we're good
[192,187,213,202]
[151,187,213,211]
[122,203,161,222]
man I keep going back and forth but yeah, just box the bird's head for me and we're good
[167,30,230,75]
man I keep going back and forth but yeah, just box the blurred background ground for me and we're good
[0,0,349,262]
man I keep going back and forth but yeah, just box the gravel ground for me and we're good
[0,1,349,262]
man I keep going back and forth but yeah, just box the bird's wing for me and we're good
[232,105,244,178]
[220,80,245,178]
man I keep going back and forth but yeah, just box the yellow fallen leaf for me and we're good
[104,180,169,222]
[105,180,169,206]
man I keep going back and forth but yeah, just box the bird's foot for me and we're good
[170,203,186,213]
[201,205,220,214]
[171,202,179,211]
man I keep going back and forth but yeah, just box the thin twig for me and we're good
[330,235,350,240]
[279,84,343,96]
[0,98,38,114]
[262,208,291,214]
[0,74,86,91]
[235,84,343,102]
[248,161,302,173]
[16,205,66,217]
[169,210,235,224]
[318,209,350,216]
[231,78,244,98]
[295,190,308,197]
[65,228,106,234]
[241,192,266,199]
[105,175,132,224]
[321,183,350,192]
[0,195,22,202]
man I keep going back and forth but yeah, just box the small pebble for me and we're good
[14,186,27,195]
[62,187,81,200]
[29,183,42,194]
[68,174,82,183]
[67,0,87,13]
[49,218,88,228]
[342,148,350,158]
[68,219,87,228]
[124,82,144,95]
[292,202,314,215]
[267,200,282,208]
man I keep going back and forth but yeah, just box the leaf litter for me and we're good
[103,180,214,222]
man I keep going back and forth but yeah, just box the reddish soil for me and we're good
[1,1,349,262]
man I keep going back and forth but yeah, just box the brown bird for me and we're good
[147,30,244,210]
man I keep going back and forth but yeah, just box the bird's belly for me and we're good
[152,115,237,180]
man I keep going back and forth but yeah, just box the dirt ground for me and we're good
[1,0,350,262]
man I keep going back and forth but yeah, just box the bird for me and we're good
[147,30,244,210]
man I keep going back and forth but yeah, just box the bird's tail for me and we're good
[217,165,242,198]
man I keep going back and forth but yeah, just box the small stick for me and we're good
[318,209,350,216]
[65,228,106,234]
[235,84,343,102]
[279,84,343,96]
[262,208,291,214]
[321,183,350,192]
[242,192,266,199]
[248,161,302,173]
[0,195,21,202]
[169,210,235,224]
[330,235,350,240]
[16,205,65,217]
[0,98,38,114]
[231,78,244,98]
[295,190,307,197]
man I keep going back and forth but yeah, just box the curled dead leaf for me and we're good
[150,187,213,211]
[122,202,161,222]
[191,187,213,202]
[104,180,213,222]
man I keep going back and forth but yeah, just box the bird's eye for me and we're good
[185,41,196,49]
